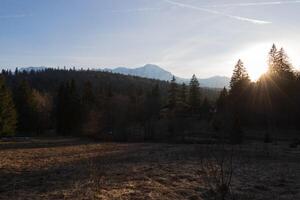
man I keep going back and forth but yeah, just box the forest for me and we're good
[1,45,300,200]
[0,44,300,143]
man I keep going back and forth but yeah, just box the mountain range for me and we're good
[102,64,230,88]
[19,64,230,88]
[19,66,47,72]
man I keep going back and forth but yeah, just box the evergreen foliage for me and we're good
[0,75,17,136]
[216,87,228,113]
[168,76,178,109]
[179,83,187,105]
[230,59,250,90]
[188,74,201,113]
[2,44,300,141]
[14,80,38,134]
[56,80,82,135]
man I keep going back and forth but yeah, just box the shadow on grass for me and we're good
[0,143,206,199]
[0,137,97,150]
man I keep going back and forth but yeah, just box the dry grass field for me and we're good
[0,137,299,200]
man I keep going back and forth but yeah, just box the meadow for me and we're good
[1,137,299,200]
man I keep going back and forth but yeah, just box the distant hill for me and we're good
[102,64,230,88]
[19,66,47,72]
[14,65,230,88]
[103,64,174,81]
[197,76,230,88]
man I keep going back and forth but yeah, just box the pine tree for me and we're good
[0,75,17,136]
[32,90,53,134]
[212,88,228,132]
[168,76,178,109]
[68,80,82,135]
[230,59,250,90]
[228,60,251,132]
[14,80,37,133]
[188,74,201,112]
[277,48,294,77]
[56,80,82,135]
[81,81,103,137]
[266,46,296,127]
[144,84,161,140]
[14,68,19,76]
[201,97,211,120]
[56,82,67,134]
[179,83,187,104]
[82,81,95,107]
[216,87,228,113]
[268,45,294,79]
[268,44,278,74]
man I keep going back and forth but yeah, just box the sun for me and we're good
[234,43,271,81]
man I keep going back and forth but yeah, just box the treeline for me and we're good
[0,67,218,141]
[0,44,299,142]
[214,44,300,143]
[220,45,300,128]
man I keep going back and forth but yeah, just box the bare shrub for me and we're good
[199,142,235,200]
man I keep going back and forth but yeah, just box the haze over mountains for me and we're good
[104,64,230,88]
[19,64,230,88]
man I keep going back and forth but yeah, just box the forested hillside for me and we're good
[0,45,300,143]
[0,68,220,140]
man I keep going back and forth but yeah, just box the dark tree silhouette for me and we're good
[82,81,95,106]
[168,76,178,109]
[228,60,251,143]
[56,80,82,135]
[14,80,38,134]
[179,83,187,105]
[201,97,212,120]
[216,87,228,113]
[2,44,300,142]
[188,74,201,113]
[0,75,17,136]
[230,59,250,90]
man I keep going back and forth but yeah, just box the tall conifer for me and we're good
[188,74,201,112]
[168,76,178,109]
[0,75,17,136]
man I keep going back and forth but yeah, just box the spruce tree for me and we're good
[150,84,161,115]
[56,82,67,135]
[277,48,294,78]
[168,76,178,109]
[179,83,187,104]
[213,87,228,132]
[268,44,278,74]
[229,60,251,109]
[67,80,82,135]
[82,81,95,107]
[228,60,251,141]
[144,84,161,139]
[268,45,295,81]
[56,80,82,135]
[230,59,250,90]
[0,75,17,136]
[201,97,211,120]
[32,90,52,134]
[267,46,296,126]
[14,80,37,134]
[216,87,228,113]
[188,74,201,112]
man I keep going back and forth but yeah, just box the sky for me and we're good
[1,0,300,79]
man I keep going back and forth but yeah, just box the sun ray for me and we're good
[233,43,271,81]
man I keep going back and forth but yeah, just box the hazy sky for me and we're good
[1,0,300,79]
